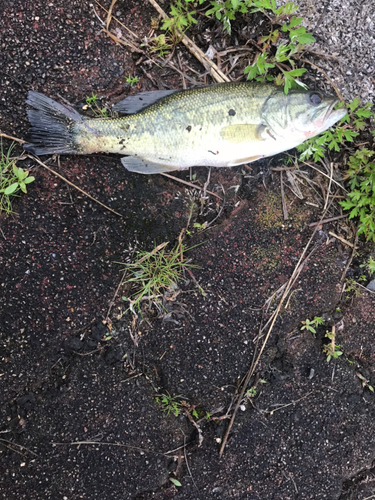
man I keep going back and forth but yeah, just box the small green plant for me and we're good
[360,256,375,276]
[357,372,374,393]
[0,142,35,214]
[246,386,258,398]
[193,222,207,231]
[161,0,202,39]
[156,392,183,416]
[119,241,198,314]
[125,74,139,87]
[323,329,343,362]
[85,93,109,118]
[345,277,363,298]
[339,148,375,242]
[300,316,323,334]
[170,478,182,487]
[149,34,173,57]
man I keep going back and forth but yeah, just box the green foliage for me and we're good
[155,392,183,416]
[159,0,312,93]
[161,0,203,38]
[85,93,109,118]
[357,373,374,393]
[345,277,363,298]
[339,148,375,242]
[0,142,35,214]
[170,478,182,487]
[242,7,315,93]
[300,316,323,334]
[245,386,258,398]
[360,256,375,276]
[125,74,139,87]
[149,34,173,57]
[119,241,197,314]
[323,330,343,362]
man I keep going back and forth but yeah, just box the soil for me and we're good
[1,1,375,499]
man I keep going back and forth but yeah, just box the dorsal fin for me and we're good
[113,90,179,114]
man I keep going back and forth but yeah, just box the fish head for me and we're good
[265,90,347,141]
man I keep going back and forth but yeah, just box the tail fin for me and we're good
[23,91,85,155]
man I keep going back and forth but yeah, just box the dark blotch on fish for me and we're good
[228,109,236,116]
[186,125,192,132]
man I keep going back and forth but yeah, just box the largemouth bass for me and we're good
[24,83,346,174]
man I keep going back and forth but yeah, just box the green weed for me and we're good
[84,93,110,118]
[339,148,375,242]
[323,329,343,362]
[357,373,374,393]
[149,34,173,57]
[125,74,139,87]
[119,241,198,314]
[0,142,35,214]
[360,256,375,276]
[161,0,201,39]
[155,392,183,416]
[345,277,363,299]
[300,316,323,334]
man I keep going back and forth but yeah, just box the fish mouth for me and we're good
[323,98,347,125]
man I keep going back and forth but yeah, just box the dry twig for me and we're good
[27,155,122,217]
[148,0,230,83]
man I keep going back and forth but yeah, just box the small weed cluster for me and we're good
[84,93,110,118]
[339,148,375,242]
[323,329,343,362]
[298,99,375,243]
[357,373,374,393]
[0,142,35,214]
[155,392,183,416]
[119,241,197,315]
[160,0,315,93]
[300,316,323,334]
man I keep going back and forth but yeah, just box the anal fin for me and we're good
[121,156,180,175]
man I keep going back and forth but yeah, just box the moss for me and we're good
[255,190,312,231]
[252,245,281,275]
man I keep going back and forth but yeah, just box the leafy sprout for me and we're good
[0,141,35,214]
[119,241,199,315]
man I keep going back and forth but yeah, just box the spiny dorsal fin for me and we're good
[113,90,179,114]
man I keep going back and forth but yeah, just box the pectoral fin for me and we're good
[121,156,180,175]
[220,124,266,144]
[113,90,179,114]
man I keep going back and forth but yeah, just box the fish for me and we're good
[23,83,347,175]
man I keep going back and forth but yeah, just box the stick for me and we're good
[27,155,122,217]
[309,214,348,227]
[0,131,25,144]
[328,231,355,248]
[147,0,230,83]
[219,210,329,456]
[160,172,222,200]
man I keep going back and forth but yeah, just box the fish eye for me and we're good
[310,93,322,106]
